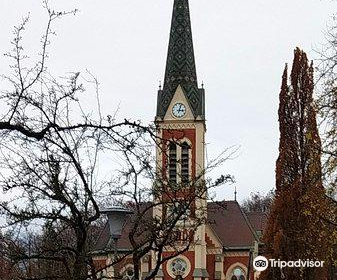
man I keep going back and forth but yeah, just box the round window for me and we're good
[170,258,188,276]
[123,267,135,280]
[231,267,245,280]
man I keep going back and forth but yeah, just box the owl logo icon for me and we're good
[253,256,268,272]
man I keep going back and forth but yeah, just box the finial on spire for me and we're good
[234,186,237,201]
[201,81,204,89]
[159,81,162,90]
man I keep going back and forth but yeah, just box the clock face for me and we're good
[172,103,186,118]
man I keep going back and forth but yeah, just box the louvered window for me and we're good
[181,142,189,184]
[169,143,177,184]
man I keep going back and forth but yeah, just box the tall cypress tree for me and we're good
[261,48,329,280]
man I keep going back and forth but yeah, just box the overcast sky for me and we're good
[0,0,336,202]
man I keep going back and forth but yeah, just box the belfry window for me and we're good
[181,142,190,184]
[168,140,191,186]
[169,143,177,184]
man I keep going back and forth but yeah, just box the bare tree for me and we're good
[316,17,337,196]
[0,3,232,280]
[241,190,274,213]
[0,2,151,276]
[0,231,22,280]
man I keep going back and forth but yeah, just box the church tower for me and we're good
[93,2,265,279]
[155,0,208,279]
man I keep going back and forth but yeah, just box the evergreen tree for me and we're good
[261,48,330,280]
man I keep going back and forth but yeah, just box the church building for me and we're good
[93,1,266,279]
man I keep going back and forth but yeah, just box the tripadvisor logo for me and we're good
[253,256,268,272]
[253,256,325,272]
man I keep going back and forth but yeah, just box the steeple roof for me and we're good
[156,0,205,120]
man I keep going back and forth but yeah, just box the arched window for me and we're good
[230,267,245,280]
[181,142,190,184]
[169,143,177,184]
[167,140,191,187]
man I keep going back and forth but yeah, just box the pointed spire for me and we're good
[156,0,204,119]
[234,186,237,201]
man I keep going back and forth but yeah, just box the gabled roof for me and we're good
[156,0,205,120]
[93,201,266,253]
[208,201,260,249]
